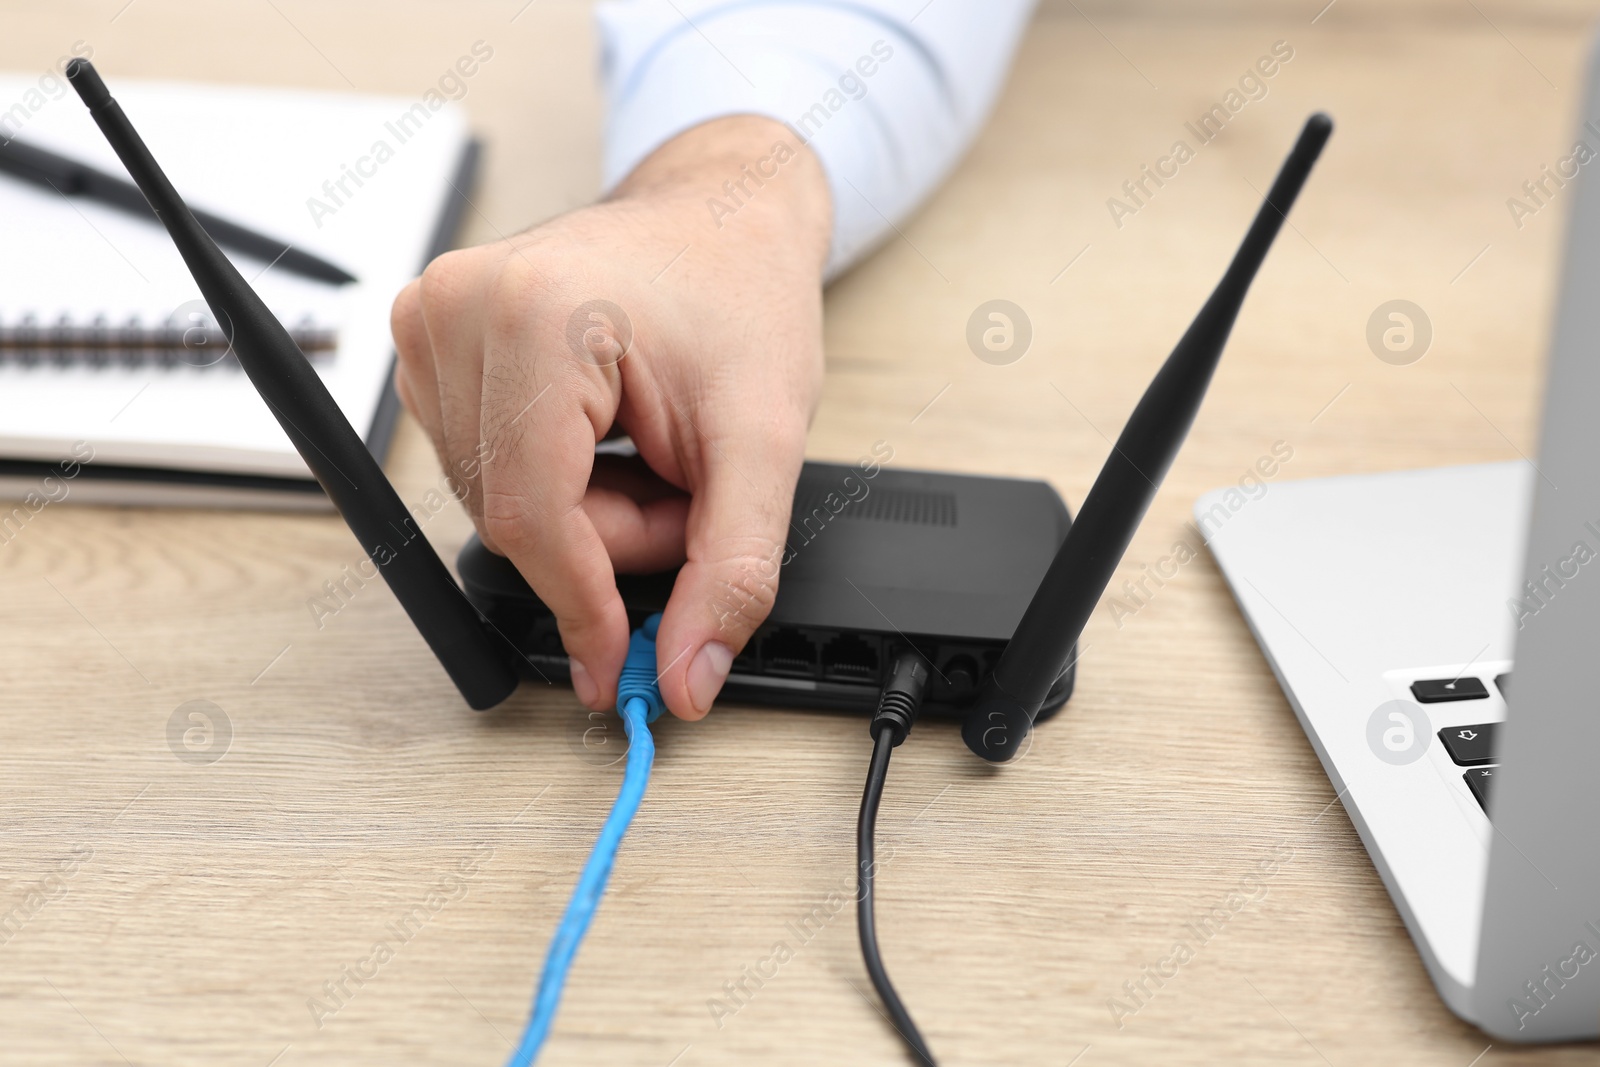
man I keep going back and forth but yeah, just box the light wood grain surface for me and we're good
[1,1,1595,1064]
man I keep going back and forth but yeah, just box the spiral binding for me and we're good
[0,311,336,369]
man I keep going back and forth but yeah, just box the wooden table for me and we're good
[2,1,1595,1063]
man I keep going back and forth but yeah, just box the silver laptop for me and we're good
[1198,43,1600,1044]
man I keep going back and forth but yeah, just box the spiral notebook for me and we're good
[0,75,480,510]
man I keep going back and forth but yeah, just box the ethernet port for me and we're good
[822,634,880,684]
[732,642,760,676]
[760,628,819,677]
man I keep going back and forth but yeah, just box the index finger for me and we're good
[477,339,630,712]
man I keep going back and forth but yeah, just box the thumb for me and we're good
[653,424,805,720]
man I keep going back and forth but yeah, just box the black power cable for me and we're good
[857,652,936,1066]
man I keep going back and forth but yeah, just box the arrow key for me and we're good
[1437,721,1500,766]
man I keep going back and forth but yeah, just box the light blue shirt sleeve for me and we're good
[594,0,1037,279]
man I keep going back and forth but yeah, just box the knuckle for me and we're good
[767,410,811,453]
[480,489,540,553]
[418,249,476,312]
[483,255,564,337]
[705,542,786,639]
[485,270,539,339]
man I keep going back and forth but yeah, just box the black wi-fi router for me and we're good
[456,461,1076,718]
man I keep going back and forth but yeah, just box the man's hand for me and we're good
[391,115,831,720]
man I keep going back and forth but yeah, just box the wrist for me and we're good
[610,115,833,277]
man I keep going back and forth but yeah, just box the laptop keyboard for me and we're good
[1424,672,1509,816]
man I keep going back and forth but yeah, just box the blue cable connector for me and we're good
[615,613,668,725]
[507,615,664,1066]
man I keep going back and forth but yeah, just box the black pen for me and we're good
[0,135,357,286]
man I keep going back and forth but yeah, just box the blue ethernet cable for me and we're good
[507,614,666,1066]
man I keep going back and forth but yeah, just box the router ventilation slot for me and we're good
[791,485,956,527]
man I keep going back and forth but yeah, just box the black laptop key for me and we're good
[1411,676,1490,703]
[1464,767,1495,813]
[1437,721,1500,766]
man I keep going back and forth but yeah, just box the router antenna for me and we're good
[964,112,1333,762]
[67,60,519,710]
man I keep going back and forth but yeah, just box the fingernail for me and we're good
[688,642,734,716]
[570,659,600,708]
